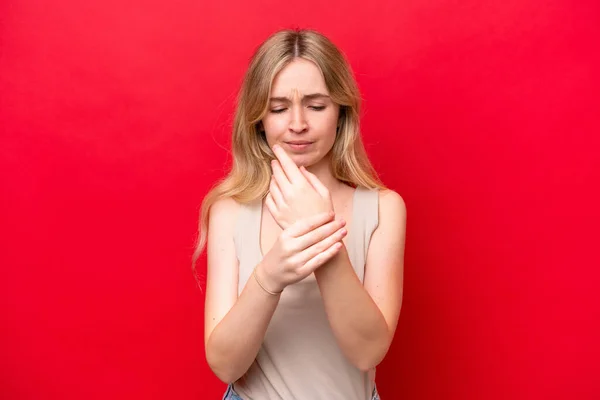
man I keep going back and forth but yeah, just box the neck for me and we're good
[305,154,344,194]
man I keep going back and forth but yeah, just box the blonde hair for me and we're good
[192,28,385,274]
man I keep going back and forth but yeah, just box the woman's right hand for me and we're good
[255,211,347,293]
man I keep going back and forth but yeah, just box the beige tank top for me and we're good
[233,186,380,400]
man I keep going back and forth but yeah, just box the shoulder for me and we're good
[210,196,241,217]
[375,189,406,230]
[377,189,406,216]
[365,189,406,271]
[207,196,242,233]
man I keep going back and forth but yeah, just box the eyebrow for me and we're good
[269,93,331,102]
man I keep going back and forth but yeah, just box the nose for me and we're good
[289,104,308,134]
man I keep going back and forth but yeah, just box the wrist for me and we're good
[315,241,346,277]
[255,262,284,295]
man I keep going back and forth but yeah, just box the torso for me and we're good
[231,184,381,400]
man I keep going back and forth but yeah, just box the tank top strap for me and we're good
[233,199,263,294]
[347,186,380,282]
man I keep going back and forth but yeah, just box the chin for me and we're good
[289,155,314,168]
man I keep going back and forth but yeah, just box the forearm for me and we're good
[314,245,391,371]
[206,263,280,383]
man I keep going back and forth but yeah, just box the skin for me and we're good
[204,58,407,383]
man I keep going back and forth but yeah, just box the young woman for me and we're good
[193,29,406,400]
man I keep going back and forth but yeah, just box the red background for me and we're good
[1,0,599,399]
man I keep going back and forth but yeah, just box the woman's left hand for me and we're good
[266,145,334,230]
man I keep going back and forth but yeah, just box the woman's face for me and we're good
[261,58,340,168]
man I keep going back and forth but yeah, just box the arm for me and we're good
[204,198,281,384]
[314,189,406,371]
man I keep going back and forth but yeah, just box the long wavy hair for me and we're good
[192,29,385,274]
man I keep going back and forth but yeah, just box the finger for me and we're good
[269,176,285,207]
[297,241,344,275]
[265,193,279,219]
[273,144,305,184]
[298,226,347,261]
[266,194,287,230]
[300,166,330,198]
[286,211,335,238]
[295,219,346,251]
[271,160,293,195]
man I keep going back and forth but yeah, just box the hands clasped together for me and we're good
[255,145,347,294]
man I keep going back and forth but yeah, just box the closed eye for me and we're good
[270,105,326,113]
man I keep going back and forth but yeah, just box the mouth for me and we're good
[284,141,313,151]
